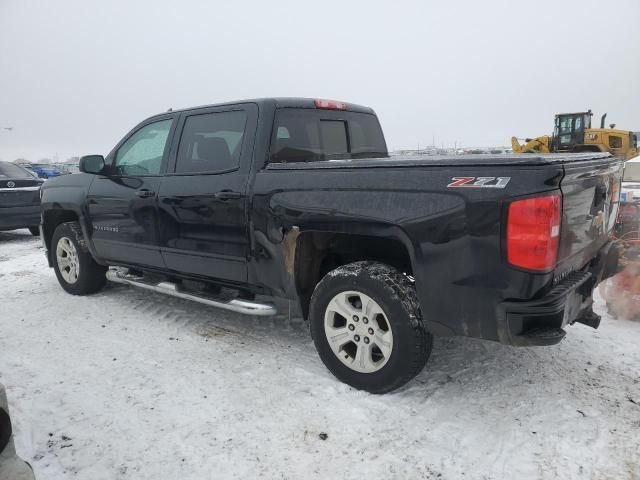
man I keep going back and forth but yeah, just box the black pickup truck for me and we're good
[40,98,622,393]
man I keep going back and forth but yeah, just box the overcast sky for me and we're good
[0,0,639,161]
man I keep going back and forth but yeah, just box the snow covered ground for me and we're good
[1,229,639,480]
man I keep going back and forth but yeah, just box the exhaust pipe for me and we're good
[600,113,607,129]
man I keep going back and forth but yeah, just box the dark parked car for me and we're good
[40,98,621,393]
[0,384,36,480]
[0,162,43,235]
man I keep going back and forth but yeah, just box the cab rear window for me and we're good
[269,109,387,163]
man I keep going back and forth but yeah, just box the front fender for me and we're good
[40,174,99,262]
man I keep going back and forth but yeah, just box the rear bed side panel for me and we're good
[251,164,563,341]
[556,158,622,278]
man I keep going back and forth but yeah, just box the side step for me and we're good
[106,269,277,316]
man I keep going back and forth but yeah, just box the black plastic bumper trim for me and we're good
[498,271,592,346]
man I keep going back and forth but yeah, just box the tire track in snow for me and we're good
[94,282,314,362]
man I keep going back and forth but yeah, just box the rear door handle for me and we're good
[214,190,242,200]
[136,189,155,198]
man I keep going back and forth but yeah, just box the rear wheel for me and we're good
[28,227,39,236]
[51,221,107,295]
[309,261,432,393]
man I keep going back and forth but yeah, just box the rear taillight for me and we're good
[314,99,347,110]
[507,193,562,272]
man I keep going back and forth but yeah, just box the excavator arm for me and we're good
[511,135,552,154]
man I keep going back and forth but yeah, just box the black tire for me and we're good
[309,261,432,394]
[28,226,40,236]
[51,221,107,295]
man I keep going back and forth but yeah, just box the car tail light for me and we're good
[507,193,562,272]
[314,99,347,110]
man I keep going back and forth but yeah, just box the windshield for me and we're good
[0,162,36,179]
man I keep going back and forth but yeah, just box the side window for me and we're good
[574,116,582,131]
[175,111,247,174]
[559,117,572,135]
[609,135,622,149]
[559,135,571,145]
[115,119,172,176]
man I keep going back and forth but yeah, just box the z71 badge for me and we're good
[447,177,511,189]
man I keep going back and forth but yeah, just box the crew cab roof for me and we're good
[149,97,375,120]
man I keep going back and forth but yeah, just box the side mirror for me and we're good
[79,155,105,174]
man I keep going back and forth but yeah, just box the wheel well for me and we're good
[294,232,412,318]
[43,210,79,253]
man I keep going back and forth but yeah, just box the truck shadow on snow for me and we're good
[101,282,609,399]
[0,229,39,245]
[0,230,40,266]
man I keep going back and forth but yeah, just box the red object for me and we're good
[314,99,347,110]
[507,193,562,272]
[608,265,640,320]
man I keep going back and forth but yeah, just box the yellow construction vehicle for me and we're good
[512,110,638,160]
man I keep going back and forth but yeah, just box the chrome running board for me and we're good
[106,269,276,316]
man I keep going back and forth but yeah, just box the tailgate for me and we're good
[556,157,622,274]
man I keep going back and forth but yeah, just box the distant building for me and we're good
[392,147,456,156]
[392,146,512,156]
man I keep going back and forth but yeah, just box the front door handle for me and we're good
[136,189,155,198]
[214,190,242,200]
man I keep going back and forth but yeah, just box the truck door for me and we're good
[157,104,257,283]
[87,115,176,268]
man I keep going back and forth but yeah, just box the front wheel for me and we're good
[51,221,107,295]
[309,261,432,393]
